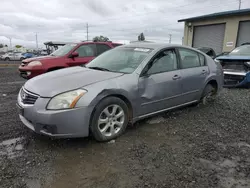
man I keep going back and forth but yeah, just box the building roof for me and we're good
[178,8,250,22]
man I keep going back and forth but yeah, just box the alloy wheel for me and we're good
[98,104,125,137]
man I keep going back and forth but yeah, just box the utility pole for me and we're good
[169,34,172,44]
[239,0,241,10]
[35,33,38,50]
[86,23,89,41]
[7,37,12,51]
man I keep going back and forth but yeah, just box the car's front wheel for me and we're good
[4,57,10,61]
[90,97,129,142]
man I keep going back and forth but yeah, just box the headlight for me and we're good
[28,61,42,67]
[245,62,250,67]
[47,89,87,110]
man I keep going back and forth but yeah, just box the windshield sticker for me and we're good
[134,48,151,52]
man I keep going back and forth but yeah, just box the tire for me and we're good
[20,57,24,61]
[90,97,129,142]
[200,84,217,105]
[5,57,10,61]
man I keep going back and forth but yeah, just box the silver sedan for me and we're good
[17,43,224,141]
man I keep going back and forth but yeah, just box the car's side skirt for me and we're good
[133,100,198,123]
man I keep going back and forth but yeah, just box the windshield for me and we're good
[86,47,153,73]
[51,44,77,56]
[229,45,250,56]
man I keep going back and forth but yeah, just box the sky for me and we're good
[0,0,250,49]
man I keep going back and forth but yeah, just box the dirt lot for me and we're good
[0,66,250,188]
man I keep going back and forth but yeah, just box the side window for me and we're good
[75,44,95,57]
[96,44,111,56]
[147,50,178,75]
[199,53,206,66]
[179,48,200,69]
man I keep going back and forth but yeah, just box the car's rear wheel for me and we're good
[20,57,24,61]
[90,97,129,142]
[201,84,217,105]
[4,57,10,61]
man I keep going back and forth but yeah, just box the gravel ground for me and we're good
[0,67,250,188]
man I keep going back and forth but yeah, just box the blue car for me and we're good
[22,52,36,59]
[215,45,250,88]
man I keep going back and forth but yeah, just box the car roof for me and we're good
[78,41,122,45]
[120,43,194,50]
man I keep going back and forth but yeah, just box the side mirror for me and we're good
[69,52,79,58]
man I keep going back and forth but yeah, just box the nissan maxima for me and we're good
[17,43,223,141]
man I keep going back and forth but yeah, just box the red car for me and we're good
[19,42,122,79]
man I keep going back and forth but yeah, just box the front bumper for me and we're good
[18,65,45,79]
[17,92,92,138]
[223,70,250,88]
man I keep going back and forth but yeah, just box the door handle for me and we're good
[172,75,181,80]
[201,70,207,74]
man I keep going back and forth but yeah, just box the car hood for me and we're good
[22,55,59,63]
[216,55,250,61]
[24,66,124,97]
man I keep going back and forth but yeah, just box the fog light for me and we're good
[27,72,31,76]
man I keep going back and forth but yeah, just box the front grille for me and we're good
[224,74,245,86]
[221,62,248,71]
[20,88,39,105]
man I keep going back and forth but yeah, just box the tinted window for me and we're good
[51,44,77,56]
[76,44,95,57]
[96,44,111,56]
[147,50,177,74]
[179,48,200,69]
[199,53,206,66]
[87,47,152,73]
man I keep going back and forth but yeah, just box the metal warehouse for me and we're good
[178,8,250,55]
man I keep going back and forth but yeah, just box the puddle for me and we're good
[0,137,24,159]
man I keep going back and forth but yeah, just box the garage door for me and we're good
[192,24,226,55]
[236,21,250,46]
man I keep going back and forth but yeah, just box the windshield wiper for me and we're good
[88,66,111,72]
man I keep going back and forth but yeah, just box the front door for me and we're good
[67,44,96,66]
[177,48,209,103]
[138,49,183,116]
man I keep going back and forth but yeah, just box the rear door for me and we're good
[96,43,112,56]
[66,44,96,66]
[177,48,209,103]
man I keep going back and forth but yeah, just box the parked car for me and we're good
[22,52,36,59]
[17,43,223,141]
[197,47,216,59]
[215,44,250,88]
[19,42,122,79]
[1,52,25,61]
